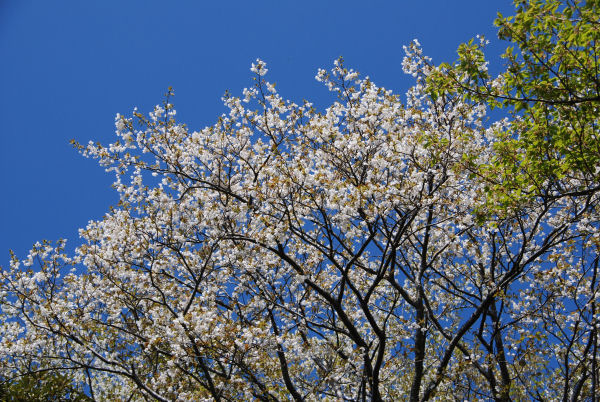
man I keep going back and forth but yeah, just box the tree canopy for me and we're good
[0,371,91,402]
[429,0,600,212]
[1,0,599,400]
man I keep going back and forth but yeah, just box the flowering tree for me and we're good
[1,2,599,400]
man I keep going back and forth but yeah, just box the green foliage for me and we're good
[429,0,600,214]
[0,371,91,402]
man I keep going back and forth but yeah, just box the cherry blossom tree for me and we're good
[1,4,599,399]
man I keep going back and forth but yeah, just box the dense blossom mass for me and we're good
[1,1,599,400]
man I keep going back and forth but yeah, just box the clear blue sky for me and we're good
[1,0,514,258]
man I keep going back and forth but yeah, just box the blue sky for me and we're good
[1,0,514,258]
